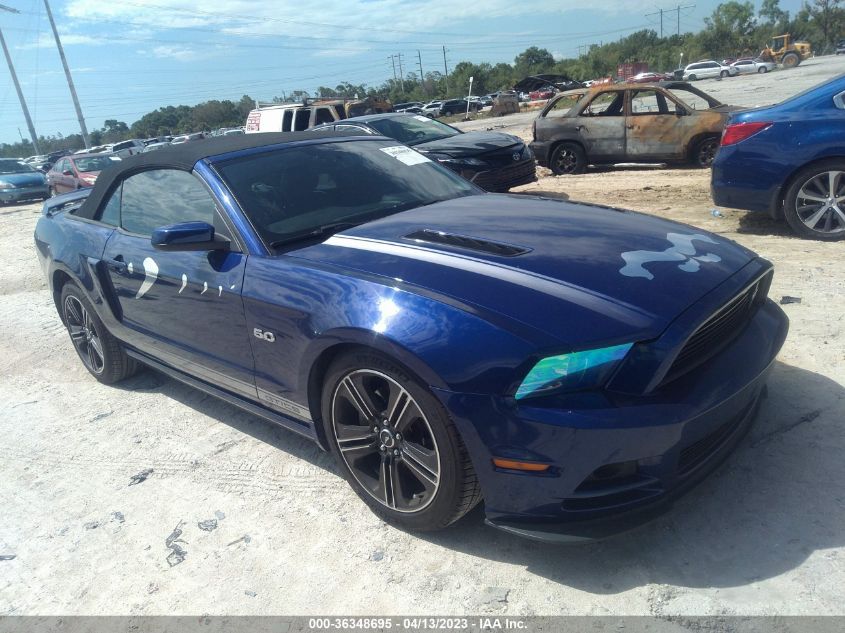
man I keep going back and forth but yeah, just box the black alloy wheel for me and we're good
[322,350,482,530]
[550,142,586,175]
[693,137,719,168]
[331,369,441,513]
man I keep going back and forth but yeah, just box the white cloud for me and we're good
[62,0,656,42]
[150,45,198,61]
[16,32,103,50]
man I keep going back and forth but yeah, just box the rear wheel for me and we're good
[321,349,481,531]
[550,142,587,175]
[691,136,719,168]
[783,161,845,241]
[60,282,138,383]
[782,53,800,69]
[758,66,768,74]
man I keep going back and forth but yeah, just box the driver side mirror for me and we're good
[675,108,688,116]
[62,169,73,176]
[151,221,229,252]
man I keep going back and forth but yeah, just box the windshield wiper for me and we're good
[269,221,360,249]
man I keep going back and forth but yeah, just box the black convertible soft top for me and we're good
[75,130,357,220]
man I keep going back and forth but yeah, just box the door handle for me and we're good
[106,255,128,274]
[626,124,635,129]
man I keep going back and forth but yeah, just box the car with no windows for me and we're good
[531,82,740,174]
[34,132,787,541]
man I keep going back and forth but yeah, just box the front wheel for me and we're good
[322,350,481,531]
[550,142,587,175]
[688,74,697,81]
[758,66,768,73]
[720,70,728,78]
[60,282,138,383]
[691,136,719,168]
[782,53,800,69]
[783,161,845,240]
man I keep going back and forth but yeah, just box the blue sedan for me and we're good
[34,132,788,541]
[712,73,845,240]
[0,158,50,204]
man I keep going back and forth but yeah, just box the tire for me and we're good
[688,74,697,81]
[321,349,482,531]
[758,66,767,74]
[691,136,719,168]
[60,282,138,383]
[720,70,728,78]
[782,53,800,69]
[49,186,56,197]
[783,160,845,241]
[549,142,587,175]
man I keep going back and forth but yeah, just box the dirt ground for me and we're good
[1,59,845,619]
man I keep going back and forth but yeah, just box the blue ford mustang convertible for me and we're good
[34,132,788,541]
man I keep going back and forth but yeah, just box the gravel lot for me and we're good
[1,56,844,618]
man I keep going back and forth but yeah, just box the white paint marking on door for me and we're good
[179,274,187,294]
[135,257,159,299]
[201,281,208,295]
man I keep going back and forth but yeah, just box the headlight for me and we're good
[0,180,13,189]
[514,343,633,400]
[430,154,486,167]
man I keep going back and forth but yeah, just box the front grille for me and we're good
[404,229,531,257]
[471,159,536,192]
[663,272,771,383]
[677,398,755,475]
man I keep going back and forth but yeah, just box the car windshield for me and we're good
[366,115,459,146]
[0,159,34,174]
[216,139,478,248]
[74,156,119,172]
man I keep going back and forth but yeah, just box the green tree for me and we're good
[808,0,844,49]
[513,46,555,77]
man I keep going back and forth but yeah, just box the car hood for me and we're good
[294,194,756,346]
[0,171,45,187]
[413,131,522,157]
[77,170,102,179]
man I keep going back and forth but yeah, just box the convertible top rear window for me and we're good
[216,140,477,248]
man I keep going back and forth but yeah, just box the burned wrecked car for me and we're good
[530,82,741,175]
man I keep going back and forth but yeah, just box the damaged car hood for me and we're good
[294,194,755,345]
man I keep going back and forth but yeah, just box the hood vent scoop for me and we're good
[404,229,531,257]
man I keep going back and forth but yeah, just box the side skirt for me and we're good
[125,349,324,448]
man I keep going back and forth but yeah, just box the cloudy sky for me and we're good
[0,0,803,146]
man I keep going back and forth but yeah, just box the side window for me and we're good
[294,109,310,131]
[57,159,69,173]
[631,90,677,115]
[314,107,334,126]
[544,94,582,118]
[581,92,624,117]
[120,170,216,236]
[99,183,121,226]
[282,109,293,132]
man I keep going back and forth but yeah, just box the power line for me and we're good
[645,5,696,37]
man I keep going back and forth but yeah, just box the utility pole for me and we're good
[43,0,90,148]
[396,53,405,94]
[388,55,397,84]
[647,5,695,38]
[442,45,449,94]
[389,54,404,94]
[0,4,39,154]
[417,50,425,95]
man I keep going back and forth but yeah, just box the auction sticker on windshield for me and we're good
[379,145,431,165]
[414,115,431,122]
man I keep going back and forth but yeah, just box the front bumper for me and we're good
[435,298,788,542]
[0,185,49,203]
